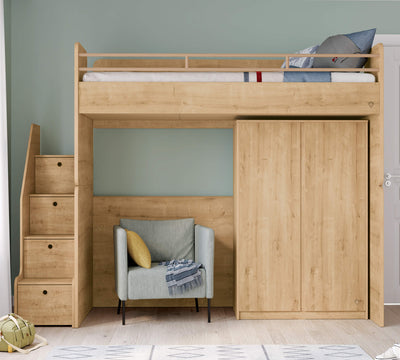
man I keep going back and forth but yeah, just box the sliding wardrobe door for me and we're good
[301,121,368,313]
[235,121,301,313]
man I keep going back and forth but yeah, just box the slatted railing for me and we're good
[78,52,379,73]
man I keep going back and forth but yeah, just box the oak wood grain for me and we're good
[14,124,40,313]
[24,240,74,278]
[93,58,284,69]
[74,185,93,328]
[29,195,74,235]
[35,156,74,194]
[92,196,233,308]
[235,121,301,312]
[74,43,94,328]
[301,121,368,315]
[17,284,72,325]
[79,82,380,118]
[239,311,367,320]
[368,42,385,326]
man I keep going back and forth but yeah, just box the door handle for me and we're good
[385,173,400,180]
[384,173,400,187]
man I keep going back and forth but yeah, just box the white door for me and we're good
[375,35,400,303]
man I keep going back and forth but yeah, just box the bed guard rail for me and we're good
[78,52,379,73]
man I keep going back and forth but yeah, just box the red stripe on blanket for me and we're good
[256,71,262,82]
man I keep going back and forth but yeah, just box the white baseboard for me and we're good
[384,303,400,305]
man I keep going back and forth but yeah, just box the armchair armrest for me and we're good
[195,224,214,299]
[113,225,128,301]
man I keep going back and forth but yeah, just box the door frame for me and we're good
[374,34,400,47]
[374,34,400,305]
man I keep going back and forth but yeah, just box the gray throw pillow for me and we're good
[313,29,376,68]
[313,34,361,68]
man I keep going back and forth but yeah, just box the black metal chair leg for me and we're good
[117,299,121,315]
[208,299,211,323]
[122,301,126,325]
[195,298,199,312]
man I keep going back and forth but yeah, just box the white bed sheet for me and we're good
[83,71,376,83]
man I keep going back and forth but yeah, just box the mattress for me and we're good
[83,71,376,83]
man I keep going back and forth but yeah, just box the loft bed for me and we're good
[76,43,382,125]
[73,42,384,328]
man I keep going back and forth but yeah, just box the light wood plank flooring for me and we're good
[2,306,400,359]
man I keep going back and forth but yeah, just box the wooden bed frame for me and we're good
[70,43,384,328]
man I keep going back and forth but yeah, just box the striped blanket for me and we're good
[160,259,202,296]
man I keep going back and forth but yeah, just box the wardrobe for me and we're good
[234,120,368,319]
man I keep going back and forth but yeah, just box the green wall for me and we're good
[94,129,233,196]
[6,0,400,284]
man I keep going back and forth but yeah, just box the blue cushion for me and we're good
[346,28,376,54]
[120,218,195,262]
[284,68,331,82]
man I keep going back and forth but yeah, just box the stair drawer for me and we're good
[24,240,74,278]
[17,284,72,325]
[30,196,74,234]
[35,156,74,194]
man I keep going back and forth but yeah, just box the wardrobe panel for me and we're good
[301,121,368,313]
[236,121,301,312]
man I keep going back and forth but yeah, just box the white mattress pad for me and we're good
[83,71,376,83]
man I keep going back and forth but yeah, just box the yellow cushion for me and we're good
[125,229,151,269]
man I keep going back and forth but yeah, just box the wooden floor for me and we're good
[2,306,400,359]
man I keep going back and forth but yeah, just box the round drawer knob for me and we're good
[57,162,62,167]
[43,290,48,295]
[48,244,53,249]
[355,299,360,305]
[53,202,57,207]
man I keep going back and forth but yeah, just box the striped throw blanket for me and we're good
[160,259,202,296]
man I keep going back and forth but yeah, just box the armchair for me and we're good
[114,218,214,325]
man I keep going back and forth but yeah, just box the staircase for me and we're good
[14,124,75,326]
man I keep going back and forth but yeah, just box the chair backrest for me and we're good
[120,218,195,262]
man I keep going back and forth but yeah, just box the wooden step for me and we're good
[24,239,74,278]
[35,155,74,158]
[35,155,74,194]
[30,193,74,197]
[24,234,74,240]
[18,278,72,285]
[17,280,73,325]
[29,195,74,235]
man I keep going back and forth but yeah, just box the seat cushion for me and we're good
[127,263,206,299]
[120,218,195,262]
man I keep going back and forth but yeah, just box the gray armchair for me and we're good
[114,218,214,325]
